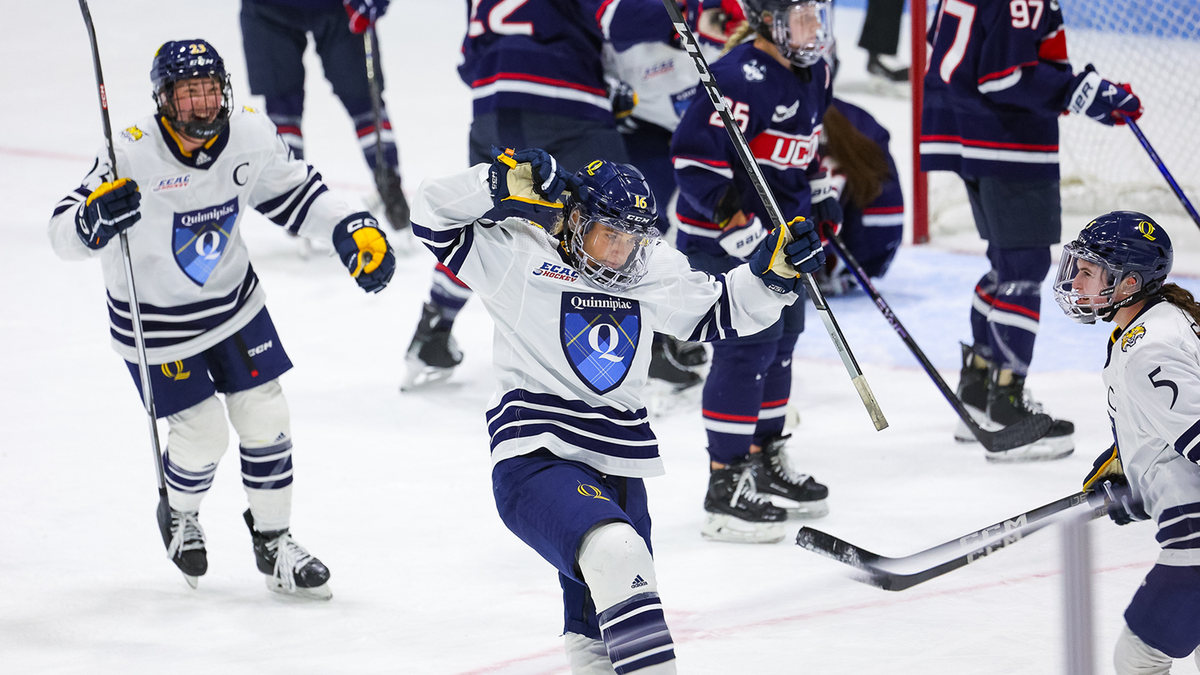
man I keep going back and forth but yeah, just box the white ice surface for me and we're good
[3,2,1199,673]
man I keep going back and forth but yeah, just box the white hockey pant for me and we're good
[1114,624,1200,675]
[163,380,293,530]
[567,522,676,675]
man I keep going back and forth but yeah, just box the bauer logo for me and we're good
[561,292,640,395]
[153,174,191,192]
[172,197,238,286]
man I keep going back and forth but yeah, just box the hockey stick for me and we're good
[363,26,392,226]
[1121,115,1200,229]
[796,491,1108,591]
[660,0,887,431]
[77,0,171,527]
[822,228,1053,452]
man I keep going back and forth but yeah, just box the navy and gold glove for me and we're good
[748,216,824,294]
[1082,445,1148,525]
[332,214,395,293]
[487,147,579,219]
[76,177,141,249]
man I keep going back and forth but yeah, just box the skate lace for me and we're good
[731,467,772,508]
[267,533,315,593]
[768,450,811,486]
[166,511,205,559]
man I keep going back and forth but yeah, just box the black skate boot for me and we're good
[663,334,708,368]
[382,171,410,231]
[648,333,702,390]
[157,501,207,588]
[984,369,1075,462]
[752,435,829,518]
[701,460,787,544]
[953,343,991,443]
[866,52,910,83]
[243,510,332,600]
[401,302,463,391]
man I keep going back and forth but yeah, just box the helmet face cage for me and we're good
[1053,242,1129,324]
[151,40,233,141]
[566,207,660,293]
[748,0,833,67]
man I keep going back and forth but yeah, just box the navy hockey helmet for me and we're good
[562,160,660,293]
[741,0,833,67]
[150,39,233,141]
[1053,211,1173,324]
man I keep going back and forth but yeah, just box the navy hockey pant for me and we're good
[240,0,399,173]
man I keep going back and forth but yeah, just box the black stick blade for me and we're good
[796,527,883,568]
[983,413,1056,452]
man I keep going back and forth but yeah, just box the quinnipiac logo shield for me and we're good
[561,292,641,395]
[173,197,238,285]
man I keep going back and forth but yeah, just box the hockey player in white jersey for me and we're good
[48,40,396,599]
[411,148,824,673]
[1055,212,1200,673]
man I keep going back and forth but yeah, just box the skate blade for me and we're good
[953,404,994,443]
[768,496,829,520]
[265,577,333,601]
[985,434,1075,463]
[700,513,785,544]
[400,362,455,392]
[183,574,199,589]
[784,404,801,431]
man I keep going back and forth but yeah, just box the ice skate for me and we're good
[157,501,206,589]
[865,52,910,97]
[983,371,1074,462]
[701,461,787,544]
[751,435,829,519]
[401,302,463,391]
[648,333,702,391]
[243,510,331,600]
[664,334,708,368]
[381,171,410,232]
[953,343,993,443]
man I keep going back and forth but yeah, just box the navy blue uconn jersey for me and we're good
[920,0,1075,179]
[461,0,675,124]
[671,41,833,257]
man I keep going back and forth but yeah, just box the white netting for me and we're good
[926,0,1200,240]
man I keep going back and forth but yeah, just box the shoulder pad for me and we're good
[119,126,145,143]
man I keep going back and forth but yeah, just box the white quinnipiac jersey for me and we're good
[603,39,722,133]
[1105,299,1200,566]
[48,109,359,364]
[412,165,794,478]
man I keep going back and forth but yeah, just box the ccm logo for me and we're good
[247,340,273,357]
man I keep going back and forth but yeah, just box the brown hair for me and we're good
[822,104,892,210]
[1160,283,1200,327]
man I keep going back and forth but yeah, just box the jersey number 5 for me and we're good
[1148,366,1180,409]
[469,0,532,37]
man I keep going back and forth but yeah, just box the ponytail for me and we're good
[822,104,892,210]
[721,22,755,55]
[1160,283,1200,327]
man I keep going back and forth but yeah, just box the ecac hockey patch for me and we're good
[173,197,238,286]
[153,174,191,192]
[561,292,641,395]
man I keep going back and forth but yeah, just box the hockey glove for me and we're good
[1065,65,1142,126]
[1101,480,1149,526]
[332,213,395,293]
[76,177,141,250]
[343,0,389,34]
[606,76,639,131]
[748,217,824,294]
[809,174,843,232]
[1082,444,1125,493]
[717,211,768,259]
[487,147,580,218]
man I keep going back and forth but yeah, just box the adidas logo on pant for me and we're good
[631,574,648,589]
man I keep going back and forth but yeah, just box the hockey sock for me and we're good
[703,341,775,465]
[164,395,230,512]
[227,380,294,531]
[345,98,399,173]
[264,91,305,160]
[578,523,676,674]
[755,333,798,442]
[985,247,1050,375]
[969,270,997,362]
[429,262,472,327]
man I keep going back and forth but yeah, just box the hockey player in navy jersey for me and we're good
[48,40,396,598]
[814,97,904,296]
[921,0,1142,461]
[403,0,699,392]
[1056,213,1200,674]
[671,0,839,543]
[239,0,411,230]
[411,147,825,673]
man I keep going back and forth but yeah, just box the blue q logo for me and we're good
[561,292,641,395]
[173,197,238,286]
